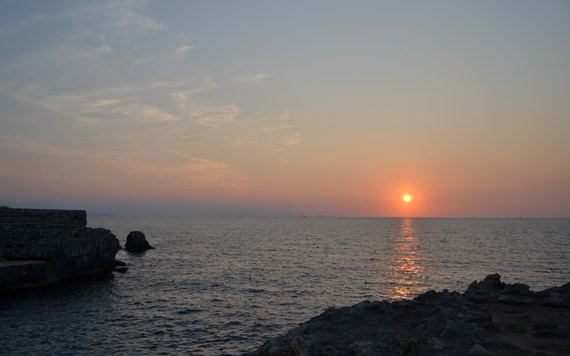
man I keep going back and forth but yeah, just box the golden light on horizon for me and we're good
[403,194,412,202]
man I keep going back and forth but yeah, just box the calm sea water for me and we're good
[1,217,569,355]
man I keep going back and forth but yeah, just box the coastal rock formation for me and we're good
[245,274,570,356]
[0,208,120,292]
[125,230,153,252]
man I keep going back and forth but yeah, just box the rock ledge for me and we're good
[245,274,570,356]
[0,207,120,292]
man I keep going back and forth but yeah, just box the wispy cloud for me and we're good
[166,77,217,94]
[228,72,269,85]
[0,0,302,207]
[0,1,161,38]
[114,104,179,123]
[189,104,240,128]
[96,46,113,54]
[175,45,194,56]
[172,90,239,128]
[228,112,301,151]
[3,0,297,148]
[79,0,163,32]
[30,90,179,125]
[0,140,249,199]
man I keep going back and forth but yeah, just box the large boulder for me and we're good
[0,208,120,292]
[125,231,153,252]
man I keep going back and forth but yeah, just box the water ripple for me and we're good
[1,217,569,355]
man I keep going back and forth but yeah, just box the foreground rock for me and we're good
[124,230,153,252]
[245,274,570,356]
[0,208,120,292]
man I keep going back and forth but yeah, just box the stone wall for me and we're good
[0,207,120,292]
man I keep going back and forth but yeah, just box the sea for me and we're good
[1,217,569,355]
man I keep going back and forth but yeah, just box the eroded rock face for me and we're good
[244,274,570,356]
[125,231,153,253]
[0,208,120,292]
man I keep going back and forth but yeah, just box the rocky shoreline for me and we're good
[245,274,570,356]
[0,207,121,292]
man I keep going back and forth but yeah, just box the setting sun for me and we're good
[403,194,412,202]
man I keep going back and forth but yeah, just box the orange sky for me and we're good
[1,1,569,217]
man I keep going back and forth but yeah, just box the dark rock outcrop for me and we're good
[125,230,153,252]
[0,207,120,292]
[245,274,570,356]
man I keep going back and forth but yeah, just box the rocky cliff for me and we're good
[245,274,570,356]
[0,207,120,292]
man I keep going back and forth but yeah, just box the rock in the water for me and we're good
[244,274,570,356]
[0,207,120,292]
[125,231,153,252]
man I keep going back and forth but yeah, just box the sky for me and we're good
[1,1,569,217]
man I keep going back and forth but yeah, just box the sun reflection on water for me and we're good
[383,217,430,300]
